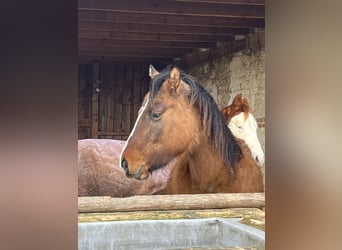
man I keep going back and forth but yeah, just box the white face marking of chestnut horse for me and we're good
[228,112,265,166]
[119,96,150,173]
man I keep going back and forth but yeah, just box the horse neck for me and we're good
[186,135,229,189]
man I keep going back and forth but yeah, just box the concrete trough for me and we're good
[78,218,265,249]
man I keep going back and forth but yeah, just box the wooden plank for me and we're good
[78,10,264,28]
[79,30,235,42]
[78,64,92,129]
[106,64,114,133]
[78,207,265,231]
[78,119,91,127]
[79,38,216,49]
[78,193,265,213]
[78,207,264,222]
[79,45,194,55]
[91,61,99,138]
[78,55,173,63]
[78,127,91,139]
[80,51,182,59]
[78,21,251,35]
[98,63,107,132]
[97,131,129,136]
[78,0,264,18]
[174,0,264,5]
[78,64,92,139]
[78,97,91,122]
[112,64,123,137]
[122,64,132,136]
[178,29,264,67]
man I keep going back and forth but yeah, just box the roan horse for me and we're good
[221,94,265,166]
[120,65,264,194]
[78,139,173,197]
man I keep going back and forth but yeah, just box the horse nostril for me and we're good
[255,156,259,163]
[121,158,128,173]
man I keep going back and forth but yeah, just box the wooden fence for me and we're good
[78,193,265,231]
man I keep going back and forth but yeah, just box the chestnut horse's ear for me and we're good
[232,93,243,111]
[221,106,231,123]
[242,97,252,112]
[149,64,159,78]
[242,97,249,106]
[232,93,242,106]
[168,67,181,94]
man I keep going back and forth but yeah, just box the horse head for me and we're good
[222,94,265,166]
[120,65,199,180]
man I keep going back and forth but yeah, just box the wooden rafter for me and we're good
[78,0,264,18]
[78,0,265,62]
[78,21,251,35]
[78,10,264,28]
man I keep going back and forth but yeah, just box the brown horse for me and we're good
[120,65,264,194]
[221,94,265,166]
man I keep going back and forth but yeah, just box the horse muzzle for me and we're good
[121,158,149,180]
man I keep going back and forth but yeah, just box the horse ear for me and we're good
[221,106,231,123]
[232,93,242,111]
[149,65,159,78]
[232,93,243,106]
[242,97,252,112]
[168,67,181,93]
[242,97,249,106]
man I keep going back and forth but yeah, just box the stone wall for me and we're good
[179,29,265,181]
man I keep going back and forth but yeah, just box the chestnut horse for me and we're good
[221,94,265,166]
[120,65,263,194]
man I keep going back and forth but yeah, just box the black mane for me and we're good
[149,65,242,167]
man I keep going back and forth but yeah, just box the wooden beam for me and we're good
[177,29,264,67]
[79,45,194,55]
[97,131,129,136]
[80,51,184,58]
[78,21,251,35]
[174,0,265,5]
[78,208,265,230]
[79,30,234,42]
[78,10,265,28]
[91,61,99,138]
[78,55,172,64]
[78,193,265,213]
[78,0,264,18]
[79,38,216,49]
[78,119,91,127]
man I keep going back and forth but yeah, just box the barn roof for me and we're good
[78,0,265,63]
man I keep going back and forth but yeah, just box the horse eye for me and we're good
[150,112,161,120]
[237,125,243,129]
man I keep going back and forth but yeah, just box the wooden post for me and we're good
[78,193,265,213]
[91,60,99,138]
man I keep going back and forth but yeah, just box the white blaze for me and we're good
[119,97,150,167]
[228,112,265,166]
